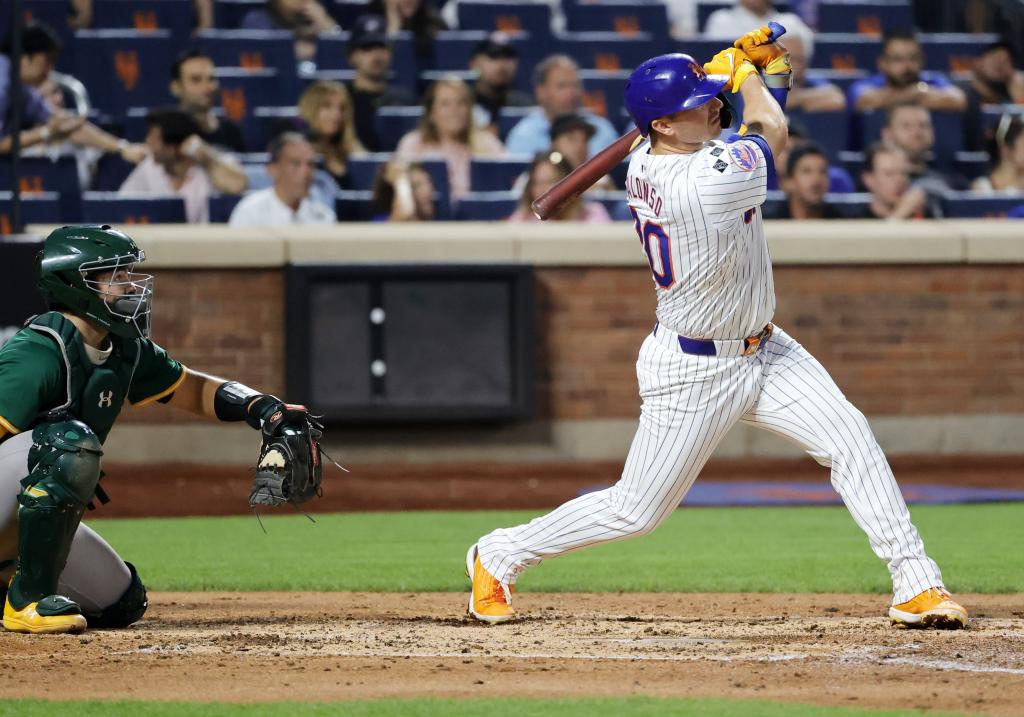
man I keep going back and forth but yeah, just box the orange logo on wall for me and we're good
[221,88,247,122]
[124,215,150,224]
[496,15,522,32]
[949,56,973,73]
[239,52,264,70]
[115,51,140,91]
[19,176,44,194]
[856,16,882,36]
[613,16,640,36]
[582,90,607,117]
[595,53,621,71]
[0,215,11,236]
[831,53,857,70]
[134,10,158,30]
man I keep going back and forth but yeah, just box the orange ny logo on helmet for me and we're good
[115,51,140,90]
[690,62,707,81]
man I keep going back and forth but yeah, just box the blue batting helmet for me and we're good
[624,53,729,137]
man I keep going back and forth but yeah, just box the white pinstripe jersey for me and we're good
[625,136,775,340]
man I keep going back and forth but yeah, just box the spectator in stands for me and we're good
[298,81,366,189]
[367,0,446,67]
[785,29,846,113]
[963,41,1024,151]
[440,0,566,34]
[704,0,811,42]
[881,102,961,193]
[771,123,855,194]
[170,50,246,154]
[395,77,504,200]
[470,36,533,132]
[0,22,146,164]
[241,0,340,60]
[848,30,966,113]
[852,142,932,219]
[119,108,248,224]
[505,55,618,159]
[68,0,214,29]
[973,116,1024,194]
[508,153,610,223]
[370,160,436,221]
[546,112,615,192]
[229,133,335,226]
[344,14,418,152]
[763,143,842,220]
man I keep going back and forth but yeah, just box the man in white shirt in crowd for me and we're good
[229,133,336,226]
[119,108,247,223]
[703,0,811,42]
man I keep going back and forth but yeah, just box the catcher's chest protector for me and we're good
[26,313,139,443]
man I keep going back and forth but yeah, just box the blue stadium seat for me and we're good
[557,32,661,72]
[0,1,76,73]
[92,154,138,192]
[454,191,518,220]
[73,30,175,114]
[0,191,61,232]
[812,34,883,71]
[216,68,288,123]
[327,0,372,29]
[860,110,963,165]
[246,107,300,154]
[919,33,999,74]
[497,106,536,142]
[805,69,869,94]
[696,1,732,33]
[208,194,243,223]
[787,110,849,161]
[313,33,352,70]
[120,107,153,143]
[431,31,534,91]
[193,30,298,101]
[940,193,1024,218]
[0,156,82,222]
[953,151,991,182]
[838,150,865,180]
[91,0,192,41]
[677,39,730,66]
[580,70,629,121]
[457,2,553,40]
[470,157,529,192]
[335,190,375,221]
[827,193,874,217]
[564,1,669,41]
[212,0,263,29]
[82,193,187,224]
[374,107,423,152]
[817,1,913,35]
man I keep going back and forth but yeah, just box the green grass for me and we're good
[0,698,978,717]
[87,503,1024,594]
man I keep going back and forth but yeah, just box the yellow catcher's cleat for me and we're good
[3,594,88,634]
[889,587,968,630]
[465,544,515,624]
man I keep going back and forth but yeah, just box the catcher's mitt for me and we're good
[249,405,324,507]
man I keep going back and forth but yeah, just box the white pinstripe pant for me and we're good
[477,325,943,604]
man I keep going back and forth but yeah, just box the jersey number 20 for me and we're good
[629,208,675,289]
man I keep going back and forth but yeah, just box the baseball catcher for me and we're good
[0,225,325,635]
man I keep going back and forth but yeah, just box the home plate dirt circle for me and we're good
[2,593,1023,714]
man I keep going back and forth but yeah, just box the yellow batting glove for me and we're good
[734,25,789,69]
[703,47,759,93]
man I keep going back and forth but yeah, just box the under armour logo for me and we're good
[98,391,114,408]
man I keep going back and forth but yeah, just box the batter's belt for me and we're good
[652,322,774,357]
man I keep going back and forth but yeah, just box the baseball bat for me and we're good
[531,128,644,220]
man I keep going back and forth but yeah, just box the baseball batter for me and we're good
[0,224,322,635]
[467,38,967,629]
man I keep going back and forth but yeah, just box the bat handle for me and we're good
[766,21,786,42]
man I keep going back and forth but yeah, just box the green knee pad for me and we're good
[8,420,102,610]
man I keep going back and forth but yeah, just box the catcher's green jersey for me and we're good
[0,312,185,443]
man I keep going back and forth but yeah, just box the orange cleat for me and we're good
[889,587,968,629]
[465,544,515,624]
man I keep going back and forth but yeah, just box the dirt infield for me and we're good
[2,593,1022,714]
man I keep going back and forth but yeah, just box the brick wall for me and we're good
[121,265,1024,425]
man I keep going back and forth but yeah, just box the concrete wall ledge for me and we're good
[25,221,1024,267]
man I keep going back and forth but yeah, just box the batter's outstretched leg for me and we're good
[472,333,759,606]
[741,327,966,628]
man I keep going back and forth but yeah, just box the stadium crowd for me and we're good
[2,0,1024,227]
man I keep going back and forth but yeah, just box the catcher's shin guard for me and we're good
[6,420,101,612]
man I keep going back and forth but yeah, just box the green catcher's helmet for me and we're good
[36,225,153,339]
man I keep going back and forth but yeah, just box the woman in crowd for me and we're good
[973,116,1024,194]
[370,160,437,221]
[298,81,366,189]
[507,152,611,223]
[395,77,504,200]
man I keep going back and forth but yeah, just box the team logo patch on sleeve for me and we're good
[728,142,759,172]
[713,159,728,173]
